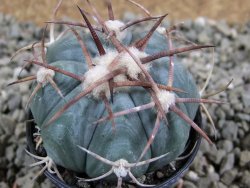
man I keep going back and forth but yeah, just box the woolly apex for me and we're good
[93,51,128,83]
[105,20,127,41]
[93,50,118,67]
[83,47,149,99]
[36,67,55,86]
[156,90,176,113]
[118,47,149,79]
[93,47,149,79]
[83,65,110,99]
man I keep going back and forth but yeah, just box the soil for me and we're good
[0,0,249,26]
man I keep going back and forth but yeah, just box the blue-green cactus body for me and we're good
[30,29,199,178]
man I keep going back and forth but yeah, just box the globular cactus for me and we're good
[9,0,225,187]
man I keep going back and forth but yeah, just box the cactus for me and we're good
[9,0,226,187]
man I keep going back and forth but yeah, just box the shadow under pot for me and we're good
[26,109,203,188]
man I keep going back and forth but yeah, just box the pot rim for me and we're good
[26,109,203,188]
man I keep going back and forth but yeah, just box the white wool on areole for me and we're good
[83,65,110,98]
[156,90,176,112]
[156,26,166,35]
[84,47,150,98]
[36,67,55,86]
[118,47,148,79]
[93,50,118,67]
[113,74,127,83]
[92,48,149,79]
[113,159,129,178]
[113,74,130,92]
[105,20,127,41]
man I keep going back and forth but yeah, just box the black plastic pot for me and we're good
[26,109,203,188]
